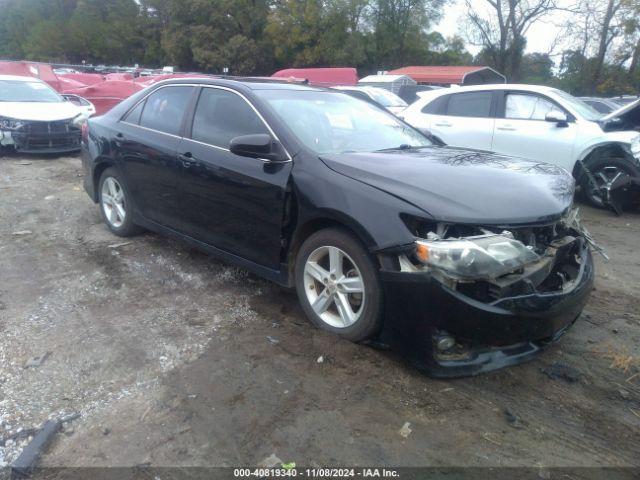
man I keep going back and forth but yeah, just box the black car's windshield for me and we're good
[256,89,431,154]
[0,80,64,103]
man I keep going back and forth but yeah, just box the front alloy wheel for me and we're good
[303,245,365,328]
[295,228,383,342]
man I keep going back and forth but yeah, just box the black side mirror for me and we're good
[545,110,568,127]
[229,134,288,162]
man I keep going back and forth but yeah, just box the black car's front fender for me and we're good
[290,166,430,254]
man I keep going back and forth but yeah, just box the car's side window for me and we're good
[190,88,269,149]
[421,95,447,114]
[505,93,557,121]
[445,92,493,118]
[123,100,145,125]
[139,86,193,136]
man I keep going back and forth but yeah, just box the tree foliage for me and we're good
[0,0,637,94]
[465,0,640,93]
[463,0,561,82]
[0,0,466,75]
[554,0,640,94]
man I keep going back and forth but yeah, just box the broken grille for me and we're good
[17,120,79,135]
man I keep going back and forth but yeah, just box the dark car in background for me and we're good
[81,78,594,376]
[610,95,640,106]
[579,96,621,114]
[332,85,408,114]
[397,84,442,104]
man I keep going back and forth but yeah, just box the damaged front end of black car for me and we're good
[318,148,598,377]
[377,210,595,377]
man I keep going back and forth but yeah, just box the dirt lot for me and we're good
[1,154,639,471]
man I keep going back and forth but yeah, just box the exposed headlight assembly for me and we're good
[414,234,540,280]
[0,116,25,131]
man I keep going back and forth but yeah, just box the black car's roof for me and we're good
[157,76,323,91]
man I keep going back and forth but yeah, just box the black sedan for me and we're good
[81,78,594,377]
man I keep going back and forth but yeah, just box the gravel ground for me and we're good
[0,154,639,470]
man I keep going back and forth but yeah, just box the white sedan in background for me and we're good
[0,75,91,154]
[401,84,640,210]
[62,93,96,119]
[332,85,408,115]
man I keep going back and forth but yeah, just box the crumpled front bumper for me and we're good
[377,241,594,377]
[1,119,81,154]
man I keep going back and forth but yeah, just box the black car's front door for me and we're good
[116,85,194,229]
[176,86,292,269]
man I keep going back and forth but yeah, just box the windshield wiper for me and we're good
[374,144,422,152]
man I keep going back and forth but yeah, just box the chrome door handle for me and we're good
[434,122,452,127]
[497,125,516,131]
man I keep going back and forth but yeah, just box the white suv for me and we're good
[401,84,640,210]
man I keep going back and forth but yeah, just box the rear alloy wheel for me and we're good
[581,157,639,209]
[98,168,141,237]
[295,228,383,342]
[101,177,126,228]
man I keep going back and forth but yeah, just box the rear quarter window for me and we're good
[446,92,493,118]
[123,100,144,125]
[421,95,447,114]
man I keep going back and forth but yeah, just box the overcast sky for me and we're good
[436,0,575,57]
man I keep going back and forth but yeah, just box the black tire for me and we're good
[98,167,142,237]
[580,156,640,209]
[294,228,383,342]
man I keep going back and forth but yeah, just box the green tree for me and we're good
[158,0,272,74]
[23,19,70,62]
[424,34,473,65]
[464,0,561,81]
[519,52,554,84]
[0,0,75,60]
[64,0,150,64]
[368,0,446,69]
[265,0,370,69]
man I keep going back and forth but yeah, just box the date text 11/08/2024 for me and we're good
[233,468,400,477]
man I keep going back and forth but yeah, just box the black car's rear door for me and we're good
[116,85,195,229]
[175,86,292,269]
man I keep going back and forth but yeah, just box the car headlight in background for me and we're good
[630,134,640,158]
[414,234,540,280]
[0,116,25,131]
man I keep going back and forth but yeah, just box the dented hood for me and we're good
[0,101,82,122]
[320,146,575,225]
